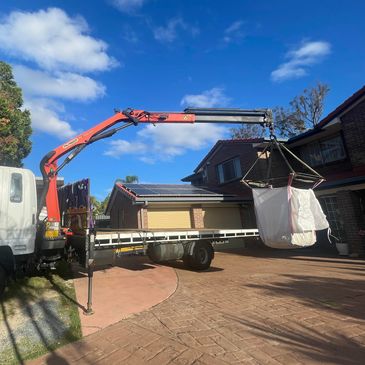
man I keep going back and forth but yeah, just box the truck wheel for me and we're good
[184,242,213,271]
[0,265,7,297]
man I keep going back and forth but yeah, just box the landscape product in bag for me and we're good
[252,187,329,249]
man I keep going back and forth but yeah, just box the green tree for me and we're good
[100,193,111,214]
[90,193,112,216]
[120,175,139,183]
[0,61,32,167]
[90,196,102,216]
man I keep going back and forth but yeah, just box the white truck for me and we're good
[0,107,271,310]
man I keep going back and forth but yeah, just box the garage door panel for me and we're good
[148,208,191,229]
[203,207,242,229]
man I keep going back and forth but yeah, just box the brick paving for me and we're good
[29,248,365,364]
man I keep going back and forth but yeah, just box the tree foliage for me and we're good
[90,193,111,216]
[119,175,139,183]
[229,124,265,139]
[0,61,32,167]
[273,82,329,138]
[90,175,139,217]
[230,82,329,140]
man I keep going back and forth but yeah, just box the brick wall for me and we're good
[110,193,141,229]
[203,142,267,197]
[200,141,297,195]
[190,204,204,228]
[336,190,365,255]
[341,99,365,167]
[141,207,148,229]
[239,203,257,228]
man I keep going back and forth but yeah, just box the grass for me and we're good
[0,261,82,364]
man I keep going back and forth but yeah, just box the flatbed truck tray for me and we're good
[93,228,259,249]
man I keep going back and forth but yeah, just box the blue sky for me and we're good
[0,0,364,199]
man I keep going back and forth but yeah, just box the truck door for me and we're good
[4,168,37,255]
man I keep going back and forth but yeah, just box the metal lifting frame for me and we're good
[241,136,324,189]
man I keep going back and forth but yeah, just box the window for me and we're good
[320,136,346,163]
[10,173,23,203]
[217,157,242,184]
[320,196,346,242]
[301,135,346,166]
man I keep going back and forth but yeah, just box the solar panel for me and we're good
[122,183,224,196]
[124,184,155,195]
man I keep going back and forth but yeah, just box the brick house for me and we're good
[183,86,365,256]
[287,85,365,256]
[181,139,269,228]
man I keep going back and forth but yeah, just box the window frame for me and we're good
[10,172,23,203]
[301,134,346,167]
[216,156,242,184]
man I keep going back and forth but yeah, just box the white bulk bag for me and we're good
[252,187,329,249]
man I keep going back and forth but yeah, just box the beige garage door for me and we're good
[203,207,242,229]
[147,208,192,229]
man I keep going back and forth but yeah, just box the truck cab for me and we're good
[0,166,37,292]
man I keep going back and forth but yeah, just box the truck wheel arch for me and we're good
[0,246,15,275]
[183,241,214,270]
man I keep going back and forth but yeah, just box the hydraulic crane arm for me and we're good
[38,107,272,225]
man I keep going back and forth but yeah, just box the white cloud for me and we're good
[104,139,148,157]
[111,0,146,13]
[180,88,230,108]
[271,41,331,82]
[153,18,199,43]
[104,123,227,162]
[0,8,116,72]
[13,65,105,101]
[139,123,226,153]
[139,156,156,164]
[223,20,245,43]
[0,8,115,139]
[25,98,78,139]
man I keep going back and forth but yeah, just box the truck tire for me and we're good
[0,265,7,297]
[183,241,214,271]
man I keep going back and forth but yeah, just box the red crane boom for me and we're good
[38,107,272,235]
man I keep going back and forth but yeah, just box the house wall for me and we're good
[202,204,242,229]
[341,99,365,168]
[145,203,245,230]
[147,207,192,229]
[291,135,352,178]
[110,193,140,229]
[287,98,365,255]
[110,195,247,231]
[202,142,266,197]
[240,203,257,229]
[190,204,204,228]
[336,190,365,255]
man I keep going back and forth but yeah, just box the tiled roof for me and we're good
[194,138,265,172]
[317,85,365,128]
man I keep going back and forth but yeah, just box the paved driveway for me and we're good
[30,248,365,365]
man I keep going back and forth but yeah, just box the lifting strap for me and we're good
[241,136,324,189]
